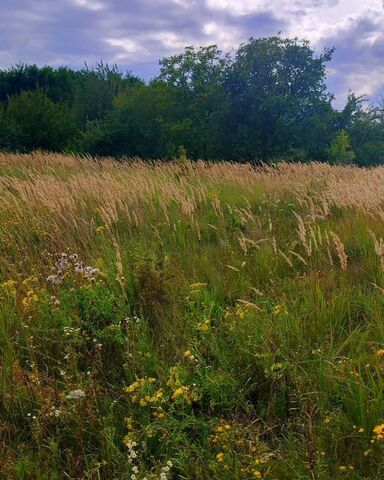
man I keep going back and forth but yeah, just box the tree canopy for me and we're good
[0,36,382,165]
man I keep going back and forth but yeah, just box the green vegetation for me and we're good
[0,37,383,164]
[1,153,384,479]
[328,130,356,165]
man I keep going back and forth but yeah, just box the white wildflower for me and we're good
[47,274,62,285]
[66,389,86,400]
[74,262,84,274]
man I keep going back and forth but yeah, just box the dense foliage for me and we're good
[0,36,383,164]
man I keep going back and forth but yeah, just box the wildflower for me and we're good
[1,279,17,295]
[196,319,210,332]
[66,389,86,400]
[51,296,61,307]
[375,349,384,357]
[273,304,287,316]
[55,254,71,272]
[22,290,38,310]
[96,226,105,232]
[21,276,37,286]
[184,350,192,357]
[373,423,384,441]
[47,274,62,285]
[271,363,283,371]
[172,385,189,399]
[74,262,84,274]
[216,452,225,462]
[125,417,134,430]
[83,266,100,278]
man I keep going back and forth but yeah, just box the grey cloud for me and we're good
[323,14,384,106]
[0,0,382,107]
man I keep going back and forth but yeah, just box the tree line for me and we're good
[0,36,383,165]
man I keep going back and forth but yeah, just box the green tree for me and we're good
[328,129,356,164]
[0,105,22,151]
[73,83,167,158]
[5,89,77,151]
[346,96,384,166]
[157,45,231,159]
[225,36,335,161]
[73,62,143,125]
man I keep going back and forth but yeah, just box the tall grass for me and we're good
[1,152,384,479]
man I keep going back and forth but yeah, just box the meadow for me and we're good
[1,152,384,480]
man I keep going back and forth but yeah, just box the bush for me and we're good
[5,89,77,151]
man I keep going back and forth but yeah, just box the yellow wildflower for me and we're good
[273,304,287,316]
[196,319,210,332]
[173,386,189,398]
[125,417,134,430]
[1,279,17,296]
[373,423,384,440]
[22,290,38,310]
[216,452,224,462]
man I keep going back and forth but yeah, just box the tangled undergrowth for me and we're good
[1,153,384,479]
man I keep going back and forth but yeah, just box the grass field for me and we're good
[1,153,384,479]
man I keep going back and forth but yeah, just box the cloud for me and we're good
[0,0,382,106]
[324,13,384,105]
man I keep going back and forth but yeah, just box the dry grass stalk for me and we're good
[368,229,384,270]
[329,231,348,271]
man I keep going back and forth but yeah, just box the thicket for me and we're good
[0,36,383,165]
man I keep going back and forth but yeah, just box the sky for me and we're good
[0,0,383,107]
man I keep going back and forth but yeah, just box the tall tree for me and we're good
[157,45,231,159]
[225,36,335,160]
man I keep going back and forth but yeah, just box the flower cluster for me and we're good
[124,420,173,480]
[21,290,38,310]
[166,366,199,405]
[209,419,271,478]
[183,350,198,365]
[47,252,100,285]
[373,423,384,441]
[124,377,164,407]
[196,319,211,332]
[1,279,17,296]
[159,461,173,480]
[125,367,199,412]
[66,389,86,400]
